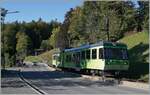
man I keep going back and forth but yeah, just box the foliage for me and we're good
[59,1,144,48]
[67,7,84,47]
[49,26,60,48]
[24,56,43,63]
[1,23,17,67]
[139,74,149,82]
[4,53,16,67]
[119,31,149,80]
[16,32,32,60]
[138,1,149,32]
[38,48,60,64]
[2,19,60,67]
[2,1,149,68]
[40,40,52,51]
[2,25,16,54]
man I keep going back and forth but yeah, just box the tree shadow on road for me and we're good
[22,70,81,79]
[1,69,28,88]
[1,69,19,78]
[22,70,117,87]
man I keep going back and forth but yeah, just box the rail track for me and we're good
[53,66,147,84]
[48,65,123,85]
[18,69,47,95]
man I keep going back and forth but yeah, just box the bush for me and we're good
[139,74,149,82]
[38,48,60,65]
[24,56,42,63]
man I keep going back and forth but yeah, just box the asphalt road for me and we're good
[19,63,149,94]
[1,68,38,94]
[1,63,149,94]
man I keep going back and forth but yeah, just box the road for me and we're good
[1,68,38,94]
[1,63,149,94]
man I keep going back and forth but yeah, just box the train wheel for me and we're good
[87,69,91,74]
[95,70,99,75]
[98,70,102,76]
[115,71,122,84]
[90,70,95,76]
[102,71,105,82]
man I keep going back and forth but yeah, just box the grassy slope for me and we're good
[24,56,43,63]
[38,51,52,64]
[119,32,149,81]
[38,48,60,65]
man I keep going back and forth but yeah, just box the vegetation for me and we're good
[24,56,42,63]
[120,32,149,82]
[1,1,149,81]
[38,48,60,64]
[40,40,52,51]
[16,32,32,61]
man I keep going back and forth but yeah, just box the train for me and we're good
[52,41,129,76]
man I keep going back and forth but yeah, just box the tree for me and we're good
[40,40,52,51]
[138,1,149,31]
[67,7,84,47]
[49,26,60,48]
[80,1,137,41]
[2,24,17,67]
[58,8,74,49]
[24,19,54,50]
[16,32,32,60]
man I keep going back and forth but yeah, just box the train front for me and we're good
[103,42,129,72]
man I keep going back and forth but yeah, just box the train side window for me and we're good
[73,53,76,62]
[66,54,70,62]
[77,52,80,62]
[92,49,97,59]
[77,52,80,59]
[68,54,71,62]
[86,50,90,59]
[66,55,68,62]
[99,48,103,59]
[81,51,85,60]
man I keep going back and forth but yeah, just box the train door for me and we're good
[75,52,81,71]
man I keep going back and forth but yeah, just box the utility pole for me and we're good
[0,8,19,69]
[105,16,109,41]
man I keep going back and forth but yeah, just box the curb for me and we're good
[120,81,149,90]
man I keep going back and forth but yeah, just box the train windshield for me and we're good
[104,48,128,60]
[53,54,60,60]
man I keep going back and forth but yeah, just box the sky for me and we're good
[1,0,138,23]
[1,0,83,23]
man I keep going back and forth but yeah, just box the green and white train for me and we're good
[52,41,129,75]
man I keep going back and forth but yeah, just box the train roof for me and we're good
[64,41,126,52]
